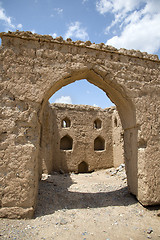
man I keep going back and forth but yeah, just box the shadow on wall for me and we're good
[41,105,71,173]
[35,173,137,218]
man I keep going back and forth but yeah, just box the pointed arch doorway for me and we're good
[39,68,137,198]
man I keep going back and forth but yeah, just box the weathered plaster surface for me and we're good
[112,109,124,168]
[41,103,121,173]
[0,31,160,218]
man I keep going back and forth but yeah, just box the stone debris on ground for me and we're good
[109,163,125,176]
[0,165,160,240]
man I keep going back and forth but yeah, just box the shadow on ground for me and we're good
[35,173,138,217]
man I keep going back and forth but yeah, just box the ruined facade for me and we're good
[41,103,124,174]
[0,31,160,218]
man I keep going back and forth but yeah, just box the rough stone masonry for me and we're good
[41,103,124,174]
[0,31,160,219]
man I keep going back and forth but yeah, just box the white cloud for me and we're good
[55,96,72,104]
[107,13,160,53]
[64,21,89,41]
[96,0,143,32]
[54,8,63,14]
[96,0,160,53]
[51,8,63,18]
[50,33,57,38]
[96,0,142,16]
[82,0,88,4]
[93,104,99,107]
[0,5,23,32]
[0,6,15,29]
[17,23,23,29]
[51,8,63,17]
[96,0,112,14]
[31,29,36,34]
[142,0,160,14]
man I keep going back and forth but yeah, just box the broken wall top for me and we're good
[0,31,159,62]
[50,103,116,114]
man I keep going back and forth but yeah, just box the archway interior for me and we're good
[44,78,116,173]
[40,71,137,195]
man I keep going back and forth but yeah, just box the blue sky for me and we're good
[0,0,160,108]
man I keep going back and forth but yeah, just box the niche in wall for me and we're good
[94,118,102,129]
[60,135,73,150]
[78,161,89,173]
[94,136,105,151]
[138,138,147,149]
[114,117,118,127]
[61,117,71,128]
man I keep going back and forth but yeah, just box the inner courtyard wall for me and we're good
[41,103,124,174]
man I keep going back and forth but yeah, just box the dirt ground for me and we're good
[0,165,160,240]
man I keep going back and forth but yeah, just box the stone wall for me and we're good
[39,102,54,175]
[0,31,160,218]
[112,109,124,168]
[41,103,123,173]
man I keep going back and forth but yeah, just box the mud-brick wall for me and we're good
[39,102,54,175]
[112,109,124,167]
[41,103,121,173]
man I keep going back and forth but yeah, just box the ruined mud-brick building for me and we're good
[41,103,124,174]
[0,31,160,219]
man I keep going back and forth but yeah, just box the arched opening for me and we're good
[42,70,136,130]
[39,68,137,198]
[60,135,73,150]
[94,119,102,129]
[61,117,71,128]
[94,136,105,151]
[78,161,89,173]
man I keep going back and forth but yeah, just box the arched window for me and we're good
[60,135,73,150]
[94,119,102,129]
[61,117,71,128]
[78,161,89,173]
[94,136,105,151]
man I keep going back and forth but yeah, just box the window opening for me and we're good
[94,136,105,151]
[94,119,102,129]
[62,117,71,128]
[60,135,73,150]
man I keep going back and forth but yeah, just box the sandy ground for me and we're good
[0,166,160,240]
